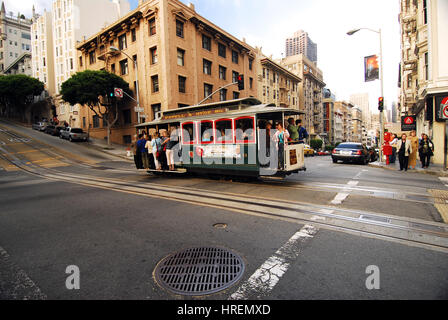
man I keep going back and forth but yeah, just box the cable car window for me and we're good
[215,119,233,144]
[182,122,196,144]
[199,120,214,144]
[235,116,255,143]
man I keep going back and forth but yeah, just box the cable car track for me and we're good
[1,139,448,254]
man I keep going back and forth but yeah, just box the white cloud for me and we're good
[3,0,53,17]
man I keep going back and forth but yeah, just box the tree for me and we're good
[60,70,131,146]
[310,139,323,151]
[0,74,44,121]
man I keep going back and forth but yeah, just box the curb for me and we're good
[368,163,448,177]
[84,142,133,162]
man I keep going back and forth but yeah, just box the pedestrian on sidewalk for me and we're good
[419,134,434,169]
[389,133,398,164]
[396,133,412,171]
[408,130,419,169]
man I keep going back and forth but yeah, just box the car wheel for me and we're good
[69,136,73,142]
[332,158,337,163]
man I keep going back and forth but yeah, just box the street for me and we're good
[0,120,447,300]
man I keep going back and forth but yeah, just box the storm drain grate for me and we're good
[154,247,245,296]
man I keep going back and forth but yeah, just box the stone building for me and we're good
[76,0,258,145]
[0,2,32,74]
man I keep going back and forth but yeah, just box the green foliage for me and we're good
[60,70,130,107]
[335,142,341,147]
[310,139,323,150]
[325,145,335,151]
[0,74,44,107]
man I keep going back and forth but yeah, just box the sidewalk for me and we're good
[369,159,448,177]
[85,137,133,162]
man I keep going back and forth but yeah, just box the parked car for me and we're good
[304,144,315,157]
[32,122,48,131]
[44,125,56,135]
[55,126,65,136]
[331,142,370,165]
[60,127,88,142]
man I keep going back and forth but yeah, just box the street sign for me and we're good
[114,88,123,98]
[441,97,448,119]
[134,107,144,113]
[401,115,416,131]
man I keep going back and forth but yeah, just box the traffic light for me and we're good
[378,97,384,112]
[237,74,244,91]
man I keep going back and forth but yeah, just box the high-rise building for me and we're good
[285,30,317,63]
[0,2,32,74]
[30,0,131,127]
[350,93,371,130]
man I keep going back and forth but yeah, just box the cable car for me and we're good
[136,98,306,178]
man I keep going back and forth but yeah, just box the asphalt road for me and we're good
[0,121,447,300]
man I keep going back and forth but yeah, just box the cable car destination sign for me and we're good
[162,108,228,120]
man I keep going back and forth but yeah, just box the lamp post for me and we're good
[109,46,141,124]
[347,28,384,162]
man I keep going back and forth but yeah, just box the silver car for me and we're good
[60,127,88,142]
[32,122,48,131]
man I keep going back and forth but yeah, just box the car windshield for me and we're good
[338,143,362,149]
[71,128,83,133]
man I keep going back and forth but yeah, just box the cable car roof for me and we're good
[136,98,305,128]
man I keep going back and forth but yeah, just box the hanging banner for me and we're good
[364,55,379,82]
[401,115,416,131]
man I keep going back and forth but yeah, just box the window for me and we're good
[118,34,127,50]
[89,51,96,64]
[177,48,185,66]
[176,20,184,38]
[178,76,186,93]
[232,71,239,83]
[219,65,227,80]
[152,75,159,93]
[123,135,132,144]
[93,115,100,128]
[21,33,31,40]
[122,109,132,125]
[150,47,158,64]
[424,52,428,80]
[82,117,86,128]
[204,83,213,99]
[218,43,226,58]
[111,63,115,73]
[151,103,161,120]
[182,122,196,144]
[132,55,137,68]
[149,18,156,35]
[219,89,227,101]
[215,119,233,143]
[249,58,253,70]
[233,91,240,100]
[203,59,212,75]
[70,58,73,70]
[131,29,136,42]
[423,0,427,25]
[202,34,211,51]
[120,59,128,75]
[249,77,253,89]
[232,50,239,64]
[235,117,255,143]
[199,120,215,144]
[79,56,83,67]
[43,57,46,67]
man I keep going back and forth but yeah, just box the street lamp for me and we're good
[109,46,142,124]
[347,28,384,163]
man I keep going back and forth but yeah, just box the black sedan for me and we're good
[332,142,370,165]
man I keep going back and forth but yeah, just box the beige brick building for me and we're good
[76,0,258,144]
[334,101,353,142]
[256,53,301,109]
[279,54,326,141]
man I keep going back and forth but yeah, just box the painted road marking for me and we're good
[331,180,358,205]
[0,246,46,300]
[229,224,318,300]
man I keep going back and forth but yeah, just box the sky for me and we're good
[8,0,401,114]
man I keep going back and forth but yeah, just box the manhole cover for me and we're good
[154,247,245,296]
